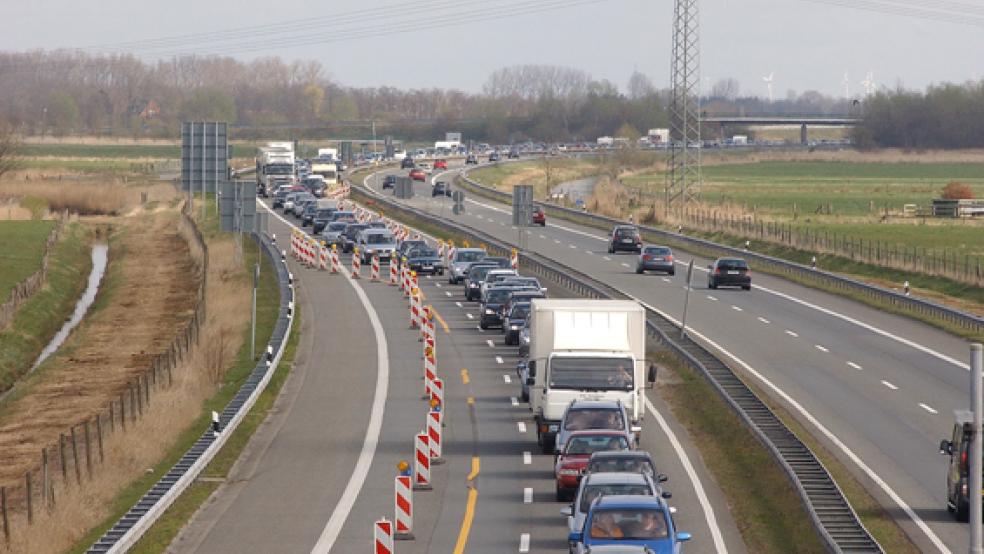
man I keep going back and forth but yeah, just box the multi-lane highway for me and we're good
[168,198,747,552]
[365,161,978,553]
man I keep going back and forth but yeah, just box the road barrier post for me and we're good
[427,408,443,463]
[423,346,436,399]
[371,254,381,281]
[430,377,444,413]
[414,432,432,490]
[330,245,340,274]
[510,248,518,270]
[319,245,328,270]
[409,288,421,329]
[394,474,414,540]
[390,259,399,286]
[351,247,361,279]
[374,518,394,554]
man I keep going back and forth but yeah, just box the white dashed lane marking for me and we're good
[569,244,577,249]
[919,403,938,415]
[603,256,611,261]
[707,295,718,301]
[456,301,463,308]
[517,422,527,433]
[503,374,512,384]
[523,452,532,465]
[785,330,799,337]
[847,361,863,370]
[487,339,495,348]
[757,317,770,324]
[519,533,530,552]
[511,397,519,406]
[731,306,742,312]
[815,345,829,353]
[523,487,533,504]
[496,356,504,364]
[881,380,899,390]
[466,313,474,320]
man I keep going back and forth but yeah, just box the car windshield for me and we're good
[509,304,530,319]
[316,209,334,217]
[505,278,538,287]
[565,435,629,456]
[345,225,367,235]
[549,357,634,391]
[644,247,671,255]
[486,289,515,304]
[588,509,668,540]
[565,408,624,431]
[718,259,748,270]
[326,222,347,232]
[589,457,656,476]
[266,166,293,175]
[579,484,652,513]
[411,248,437,258]
[456,251,486,263]
[366,233,394,245]
[469,266,495,281]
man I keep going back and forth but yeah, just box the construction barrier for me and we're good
[371,253,381,281]
[402,263,411,297]
[409,287,420,329]
[395,475,413,539]
[330,245,340,274]
[423,346,436,399]
[430,377,444,411]
[414,432,432,490]
[389,259,399,286]
[374,518,394,554]
[352,247,362,278]
[319,245,328,270]
[510,248,519,270]
[427,409,442,462]
[447,243,456,269]
[437,240,445,262]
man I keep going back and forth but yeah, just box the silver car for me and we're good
[321,221,348,248]
[636,245,675,275]
[561,472,659,539]
[356,229,398,263]
[448,248,487,284]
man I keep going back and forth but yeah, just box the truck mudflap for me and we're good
[534,414,560,454]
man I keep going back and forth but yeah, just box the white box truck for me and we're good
[526,299,647,453]
[256,142,295,197]
[318,147,338,161]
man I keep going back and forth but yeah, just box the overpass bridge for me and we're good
[703,115,860,144]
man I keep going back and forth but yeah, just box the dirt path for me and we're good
[0,209,197,488]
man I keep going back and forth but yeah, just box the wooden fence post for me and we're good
[120,393,126,431]
[1,486,9,543]
[84,419,92,478]
[71,426,81,485]
[59,433,67,481]
[41,448,49,510]
[25,472,33,525]
[96,415,104,463]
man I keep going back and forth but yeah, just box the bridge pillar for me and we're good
[800,123,808,145]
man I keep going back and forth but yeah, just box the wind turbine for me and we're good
[842,73,850,99]
[762,72,774,103]
[861,71,875,96]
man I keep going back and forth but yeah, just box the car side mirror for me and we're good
[568,531,583,543]
[939,439,954,455]
[676,532,692,542]
[560,505,573,517]
[657,473,668,483]
[661,491,672,499]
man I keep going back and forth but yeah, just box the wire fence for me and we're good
[0,200,207,548]
[0,214,69,332]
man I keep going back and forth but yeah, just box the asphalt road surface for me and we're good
[169,198,746,553]
[368,161,978,554]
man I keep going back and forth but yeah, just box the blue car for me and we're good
[569,495,691,554]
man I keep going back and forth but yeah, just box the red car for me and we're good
[531,205,546,226]
[555,430,632,501]
[409,169,426,181]
[434,159,448,170]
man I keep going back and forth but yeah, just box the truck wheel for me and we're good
[521,388,529,402]
[957,498,970,522]
[541,436,554,454]
[556,484,567,502]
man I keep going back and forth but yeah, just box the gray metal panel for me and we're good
[395,177,415,199]
[218,180,256,233]
[182,121,229,193]
[512,184,533,226]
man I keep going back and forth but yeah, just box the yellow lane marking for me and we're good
[461,368,470,385]
[431,307,451,334]
[453,457,481,554]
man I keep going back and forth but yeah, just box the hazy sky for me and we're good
[3,0,982,98]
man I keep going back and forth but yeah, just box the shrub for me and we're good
[941,181,974,200]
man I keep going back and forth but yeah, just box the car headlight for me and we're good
[469,283,478,288]
[484,309,494,315]
[367,249,374,254]
[511,325,520,330]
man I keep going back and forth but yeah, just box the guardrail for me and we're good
[352,181,883,553]
[455,167,984,337]
[85,231,294,553]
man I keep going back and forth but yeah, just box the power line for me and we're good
[798,0,984,27]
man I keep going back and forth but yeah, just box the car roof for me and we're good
[582,472,651,486]
[568,399,623,410]
[362,228,392,235]
[589,451,654,462]
[457,248,485,253]
[594,495,666,510]
[567,429,628,438]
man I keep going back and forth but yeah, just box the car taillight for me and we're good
[643,255,651,261]
[714,267,721,275]
[666,255,674,262]
[962,450,968,471]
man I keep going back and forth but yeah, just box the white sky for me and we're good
[3,0,982,98]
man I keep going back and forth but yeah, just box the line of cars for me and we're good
[449,246,692,552]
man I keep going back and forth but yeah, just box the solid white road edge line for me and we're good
[259,201,391,554]
[630,292,950,553]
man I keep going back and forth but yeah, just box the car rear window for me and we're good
[565,435,629,455]
[579,484,652,513]
[718,259,748,270]
[644,247,671,255]
[588,457,655,475]
[565,408,624,431]
[615,228,639,238]
[456,251,486,262]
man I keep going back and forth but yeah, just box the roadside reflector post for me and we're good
[211,411,221,437]
[414,432,432,490]
[903,280,910,296]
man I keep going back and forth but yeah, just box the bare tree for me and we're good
[0,122,20,181]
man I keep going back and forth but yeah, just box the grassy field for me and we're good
[0,220,56,304]
[467,158,602,198]
[19,143,254,160]
[0,223,91,394]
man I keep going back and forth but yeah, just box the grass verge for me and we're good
[0,220,55,303]
[655,351,826,552]
[0,222,91,394]
[66,237,283,554]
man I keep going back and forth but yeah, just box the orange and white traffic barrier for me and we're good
[510,248,519,270]
[430,377,444,411]
[319,245,328,270]
[374,518,394,554]
[423,346,436,399]
[437,241,445,261]
[352,248,362,278]
[447,245,456,269]
[370,253,381,281]
[402,264,411,297]
[409,288,420,329]
[427,409,443,462]
[395,475,413,539]
[389,259,399,286]
[330,245,340,274]
[414,432,432,490]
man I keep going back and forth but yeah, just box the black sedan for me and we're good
[406,247,444,275]
[503,302,531,345]
[382,175,397,190]
[432,182,452,197]
[707,258,751,290]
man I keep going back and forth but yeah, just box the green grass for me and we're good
[0,220,55,304]
[20,143,254,160]
[0,223,91,395]
[17,159,160,173]
[69,236,284,554]
[656,351,826,553]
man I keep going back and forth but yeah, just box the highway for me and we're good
[169,198,747,552]
[365,161,978,554]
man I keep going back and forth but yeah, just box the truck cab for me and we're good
[939,410,980,521]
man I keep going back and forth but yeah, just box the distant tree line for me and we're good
[853,81,984,149]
